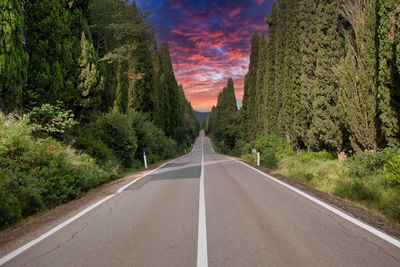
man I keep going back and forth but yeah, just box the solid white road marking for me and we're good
[0,195,115,266]
[0,146,197,266]
[229,157,400,249]
[197,136,208,267]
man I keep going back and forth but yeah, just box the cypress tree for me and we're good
[159,42,181,138]
[240,32,260,141]
[310,0,343,152]
[338,0,378,151]
[298,0,317,151]
[264,2,279,135]
[255,32,268,134]
[76,31,104,118]
[209,78,239,152]
[0,0,27,113]
[25,0,76,108]
[377,0,400,146]
[273,0,288,135]
[281,0,302,148]
[130,38,155,116]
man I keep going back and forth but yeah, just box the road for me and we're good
[1,131,400,266]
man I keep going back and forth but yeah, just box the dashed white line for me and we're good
[197,136,208,267]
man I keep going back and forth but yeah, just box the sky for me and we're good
[136,0,274,112]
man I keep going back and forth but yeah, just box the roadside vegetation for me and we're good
[204,1,400,223]
[0,110,185,230]
[0,0,199,230]
[239,135,400,223]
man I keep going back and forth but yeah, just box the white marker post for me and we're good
[143,151,148,169]
[257,149,260,166]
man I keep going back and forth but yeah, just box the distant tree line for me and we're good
[207,0,399,156]
[0,0,199,147]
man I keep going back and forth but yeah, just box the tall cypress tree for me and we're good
[273,0,288,135]
[310,0,343,152]
[264,2,279,135]
[339,0,378,151]
[130,38,155,116]
[25,0,76,108]
[377,0,400,146]
[240,32,260,141]
[281,0,302,148]
[0,0,27,113]
[159,42,181,138]
[255,32,267,134]
[298,0,317,151]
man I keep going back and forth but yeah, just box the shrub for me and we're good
[73,123,118,166]
[98,112,137,168]
[295,150,337,162]
[241,134,294,169]
[26,101,78,137]
[385,150,400,186]
[346,149,395,177]
[128,111,176,164]
[0,114,114,230]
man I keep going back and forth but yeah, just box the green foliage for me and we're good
[207,78,240,153]
[240,32,260,142]
[376,0,400,146]
[128,111,177,163]
[96,112,137,168]
[24,0,76,108]
[0,113,114,230]
[346,149,394,177]
[26,101,78,136]
[241,134,294,169]
[76,31,103,117]
[0,0,28,113]
[334,179,380,203]
[385,150,400,186]
[295,150,337,162]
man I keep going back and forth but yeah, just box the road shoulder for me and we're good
[0,157,180,258]
[230,156,400,240]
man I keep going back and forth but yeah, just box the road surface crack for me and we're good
[21,223,89,267]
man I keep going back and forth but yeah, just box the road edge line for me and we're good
[229,157,400,249]
[0,194,115,266]
[197,136,208,267]
[0,145,197,266]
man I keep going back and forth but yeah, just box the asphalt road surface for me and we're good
[2,131,400,266]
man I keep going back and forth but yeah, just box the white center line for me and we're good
[197,136,208,267]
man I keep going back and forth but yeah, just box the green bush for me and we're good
[295,150,337,162]
[385,150,400,186]
[26,101,78,137]
[98,112,137,168]
[0,114,114,230]
[73,123,119,166]
[346,149,395,177]
[128,111,176,164]
[241,134,294,169]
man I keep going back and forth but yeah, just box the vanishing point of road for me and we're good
[1,131,400,266]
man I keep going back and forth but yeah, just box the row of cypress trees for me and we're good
[204,78,240,153]
[0,0,199,144]
[240,0,400,154]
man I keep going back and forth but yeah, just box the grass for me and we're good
[238,140,400,224]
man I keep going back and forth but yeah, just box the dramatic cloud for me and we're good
[137,0,273,111]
